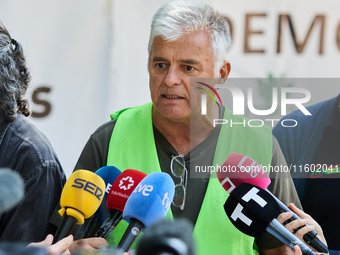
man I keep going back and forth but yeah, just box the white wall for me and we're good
[0,0,339,177]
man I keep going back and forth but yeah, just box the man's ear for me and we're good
[219,60,231,83]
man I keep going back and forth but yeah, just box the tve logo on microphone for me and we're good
[133,183,172,210]
[162,192,171,210]
[133,183,154,196]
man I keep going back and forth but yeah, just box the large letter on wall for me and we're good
[277,14,325,54]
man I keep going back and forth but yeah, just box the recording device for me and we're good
[54,169,105,243]
[95,169,147,238]
[136,218,195,255]
[117,172,175,253]
[217,153,328,253]
[0,168,24,214]
[77,166,122,238]
[225,182,317,255]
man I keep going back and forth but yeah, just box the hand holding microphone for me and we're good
[277,203,328,254]
[217,153,328,253]
[224,182,318,255]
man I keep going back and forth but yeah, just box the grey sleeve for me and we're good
[255,136,302,251]
[267,137,302,209]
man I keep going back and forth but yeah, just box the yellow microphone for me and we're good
[54,169,105,243]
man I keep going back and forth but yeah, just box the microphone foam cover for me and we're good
[0,169,24,214]
[224,183,282,238]
[217,153,271,194]
[106,169,147,212]
[94,166,122,224]
[59,169,105,222]
[137,218,195,255]
[123,172,175,228]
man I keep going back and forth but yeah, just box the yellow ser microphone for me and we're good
[54,169,105,243]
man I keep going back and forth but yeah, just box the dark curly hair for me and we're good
[0,22,31,122]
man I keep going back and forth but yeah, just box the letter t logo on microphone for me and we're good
[242,187,267,207]
[231,204,252,226]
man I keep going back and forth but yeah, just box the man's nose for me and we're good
[164,66,181,86]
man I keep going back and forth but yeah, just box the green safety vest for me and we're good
[107,102,272,255]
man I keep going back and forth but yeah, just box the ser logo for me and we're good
[71,178,103,200]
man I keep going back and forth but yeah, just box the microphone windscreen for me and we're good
[224,183,282,238]
[123,172,175,228]
[0,169,24,214]
[217,153,271,194]
[137,218,195,255]
[106,169,147,212]
[59,169,105,224]
[95,166,122,224]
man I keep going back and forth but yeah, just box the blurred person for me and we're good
[0,21,109,253]
[273,94,340,255]
[0,21,66,242]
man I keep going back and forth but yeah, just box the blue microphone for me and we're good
[77,166,121,238]
[94,166,122,224]
[117,172,175,253]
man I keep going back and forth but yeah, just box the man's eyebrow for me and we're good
[181,59,200,66]
[152,57,168,62]
[151,57,201,66]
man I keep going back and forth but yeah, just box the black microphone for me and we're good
[224,183,319,255]
[217,152,328,253]
[136,218,195,255]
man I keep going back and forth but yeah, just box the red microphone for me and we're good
[95,169,147,238]
[216,152,271,194]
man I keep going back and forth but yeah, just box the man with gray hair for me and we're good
[67,1,325,254]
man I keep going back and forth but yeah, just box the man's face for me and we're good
[148,30,221,124]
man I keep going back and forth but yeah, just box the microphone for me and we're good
[224,182,317,255]
[0,168,24,214]
[117,172,175,253]
[136,218,195,255]
[95,169,147,238]
[54,169,105,243]
[77,166,122,238]
[217,153,328,253]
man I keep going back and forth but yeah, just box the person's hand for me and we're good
[277,203,328,252]
[68,237,108,253]
[294,245,302,255]
[27,234,73,255]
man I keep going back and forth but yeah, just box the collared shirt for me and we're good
[0,111,66,243]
